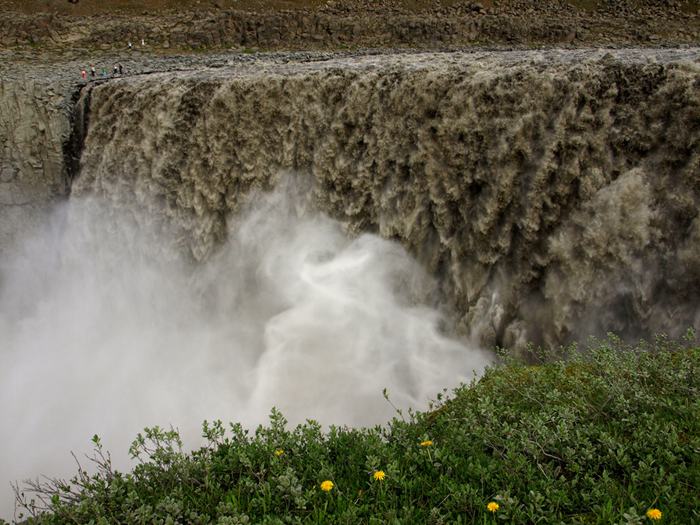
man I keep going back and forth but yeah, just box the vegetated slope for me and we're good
[72,50,700,349]
[13,336,700,524]
[0,0,697,52]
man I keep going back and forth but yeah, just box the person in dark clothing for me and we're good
[113,65,119,76]
[118,63,124,75]
[90,65,96,78]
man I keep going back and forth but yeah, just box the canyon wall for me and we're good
[68,50,700,349]
[0,74,72,257]
[1,1,697,52]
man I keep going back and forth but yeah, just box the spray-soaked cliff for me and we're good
[0,73,73,259]
[69,50,700,349]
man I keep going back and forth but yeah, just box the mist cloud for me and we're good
[0,183,491,518]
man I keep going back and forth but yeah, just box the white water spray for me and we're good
[0,183,492,518]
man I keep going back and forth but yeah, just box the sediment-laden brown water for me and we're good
[68,49,700,348]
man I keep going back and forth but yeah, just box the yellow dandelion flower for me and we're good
[320,480,334,492]
[419,440,433,447]
[373,470,386,481]
[487,501,499,513]
[274,449,284,457]
[646,508,662,521]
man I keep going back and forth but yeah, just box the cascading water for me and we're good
[72,51,700,349]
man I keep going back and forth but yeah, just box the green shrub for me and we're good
[11,334,699,524]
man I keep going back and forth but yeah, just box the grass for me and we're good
[9,333,699,524]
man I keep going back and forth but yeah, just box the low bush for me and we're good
[10,334,700,524]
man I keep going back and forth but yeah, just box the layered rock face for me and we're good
[0,0,697,52]
[71,49,700,349]
[0,75,72,256]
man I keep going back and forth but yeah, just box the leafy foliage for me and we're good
[10,334,700,524]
